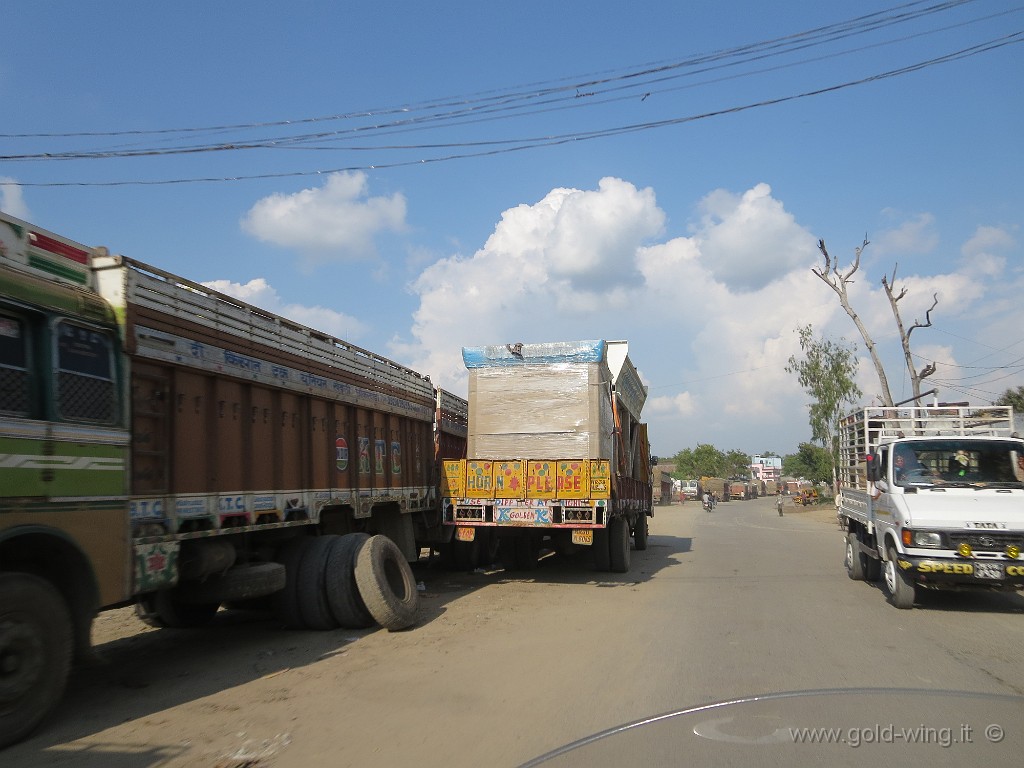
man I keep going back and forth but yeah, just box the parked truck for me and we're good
[837,404,1024,609]
[0,212,468,745]
[700,476,729,501]
[440,340,653,573]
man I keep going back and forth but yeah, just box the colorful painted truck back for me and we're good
[441,340,653,573]
[837,404,1024,609]
[0,211,467,746]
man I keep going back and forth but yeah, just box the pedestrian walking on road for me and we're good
[776,489,784,516]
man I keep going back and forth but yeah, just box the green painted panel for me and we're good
[0,435,128,497]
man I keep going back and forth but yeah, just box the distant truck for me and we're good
[837,404,1024,609]
[701,477,729,501]
[680,480,700,500]
[0,212,468,745]
[441,340,653,573]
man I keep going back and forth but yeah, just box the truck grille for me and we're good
[454,506,484,522]
[562,506,595,523]
[948,532,1024,552]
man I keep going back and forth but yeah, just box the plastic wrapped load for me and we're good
[462,341,615,460]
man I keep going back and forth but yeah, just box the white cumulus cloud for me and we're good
[202,278,367,340]
[873,212,939,257]
[388,180,1021,456]
[0,178,31,220]
[241,171,406,265]
[692,183,816,292]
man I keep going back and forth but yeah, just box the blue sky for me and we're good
[3,1,1022,460]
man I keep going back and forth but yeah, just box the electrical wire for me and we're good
[2,0,987,144]
[4,1,1021,186]
[10,30,1022,188]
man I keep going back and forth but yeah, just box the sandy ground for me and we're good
[7,499,848,768]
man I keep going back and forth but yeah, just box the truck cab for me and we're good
[838,405,1024,608]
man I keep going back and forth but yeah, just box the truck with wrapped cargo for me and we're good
[837,404,1024,609]
[0,212,468,746]
[440,340,653,573]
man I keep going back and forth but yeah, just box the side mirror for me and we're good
[865,453,881,482]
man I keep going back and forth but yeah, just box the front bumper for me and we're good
[895,552,1024,588]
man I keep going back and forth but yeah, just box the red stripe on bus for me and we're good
[29,231,89,264]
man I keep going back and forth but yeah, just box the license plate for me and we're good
[455,527,476,543]
[571,529,593,546]
[974,562,1003,580]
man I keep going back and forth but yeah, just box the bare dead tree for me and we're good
[812,238,895,407]
[882,263,939,403]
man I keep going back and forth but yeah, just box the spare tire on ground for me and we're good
[325,533,375,629]
[354,535,420,631]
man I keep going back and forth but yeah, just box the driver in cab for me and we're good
[893,444,940,486]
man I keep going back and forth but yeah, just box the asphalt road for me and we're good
[8,496,1024,767]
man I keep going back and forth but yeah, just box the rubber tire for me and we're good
[592,528,611,572]
[498,537,518,571]
[633,514,649,551]
[478,528,501,569]
[864,551,882,582]
[609,516,631,573]
[845,532,865,581]
[272,536,314,629]
[173,562,286,604]
[354,535,420,631]
[0,573,73,748]
[297,535,340,631]
[452,536,481,572]
[513,536,540,571]
[325,533,375,629]
[135,591,220,628]
[884,545,916,609]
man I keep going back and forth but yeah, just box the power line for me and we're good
[2,0,988,145]
[10,30,1022,188]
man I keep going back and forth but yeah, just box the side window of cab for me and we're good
[0,311,32,417]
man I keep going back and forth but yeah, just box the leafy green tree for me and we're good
[783,443,833,484]
[724,449,753,478]
[670,443,727,479]
[785,324,861,492]
[995,385,1024,412]
[670,445,754,480]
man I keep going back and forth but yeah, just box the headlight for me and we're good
[912,531,943,547]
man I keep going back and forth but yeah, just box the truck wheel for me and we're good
[513,536,540,571]
[478,528,501,568]
[325,533,375,629]
[609,516,631,573]
[633,514,649,551]
[845,532,865,580]
[135,591,220,628]
[297,536,340,630]
[864,551,881,582]
[0,573,73,748]
[592,528,611,572]
[498,537,518,571]
[354,535,420,630]
[272,536,313,629]
[452,536,481,572]
[173,562,286,604]
[884,545,916,609]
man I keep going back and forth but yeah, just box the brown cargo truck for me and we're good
[0,212,467,746]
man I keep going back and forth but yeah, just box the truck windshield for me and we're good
[892,440,1024,488]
